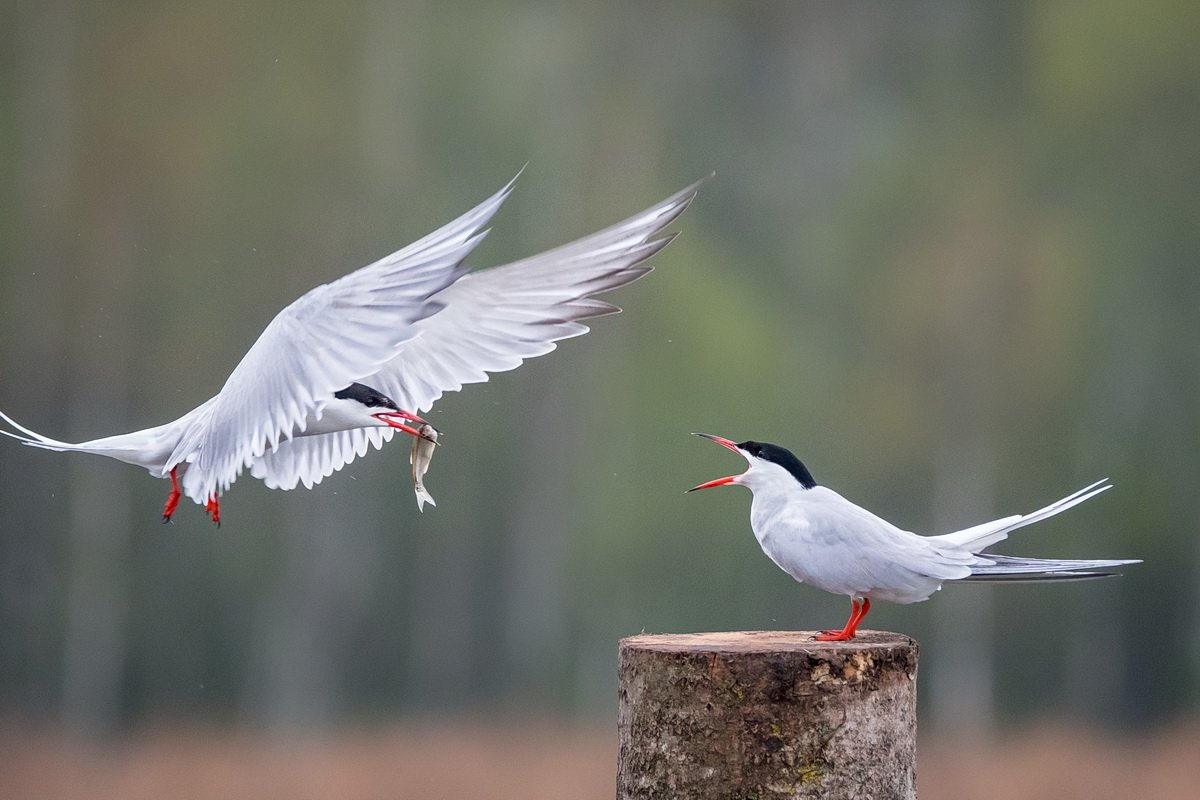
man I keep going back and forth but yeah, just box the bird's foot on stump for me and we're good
[814,597,871,641]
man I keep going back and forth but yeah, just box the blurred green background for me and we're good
[0,0,1195,766]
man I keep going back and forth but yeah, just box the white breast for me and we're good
[745,470,967,604]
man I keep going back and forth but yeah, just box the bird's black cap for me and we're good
[334,382,400,410]
[738,440,818,489]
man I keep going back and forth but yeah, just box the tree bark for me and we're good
[617,631,918,800]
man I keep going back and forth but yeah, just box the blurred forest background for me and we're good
[1,1,1198,797]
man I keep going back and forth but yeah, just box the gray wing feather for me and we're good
[964,553,1141,581]
[171,176,516,502]
[249,428,394,490]
[242,177,702,494]
[365,179,703,414]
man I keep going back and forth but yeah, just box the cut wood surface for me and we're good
[617,630,919,799]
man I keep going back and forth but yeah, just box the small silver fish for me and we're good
[410,423,439,512]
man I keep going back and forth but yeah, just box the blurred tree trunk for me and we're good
[1191,507,1200,694]
[359,0,427,194]
[243,490,384,729]
[3,0,80,720]
[499,374,572,700]
[928,430,995,736]
[59,181,140,736]
[922,177,1010,736]
[401,494,479,709]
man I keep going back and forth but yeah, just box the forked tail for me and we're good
[930,479,1113,553]
[0,406,181,473]
[964,553,1140,582]
[0,407,82,451]
[415,487,436,513]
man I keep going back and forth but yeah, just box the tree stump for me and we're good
[617,630,919,800]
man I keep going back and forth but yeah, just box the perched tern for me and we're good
[688,434,1139,640]
[0,173,701,524]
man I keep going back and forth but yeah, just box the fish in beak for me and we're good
[373,410,434,439]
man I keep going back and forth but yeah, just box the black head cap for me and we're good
[737,440,817,489]
[334,382,400,410]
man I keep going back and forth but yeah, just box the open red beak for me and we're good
[373,410,429,438]
[687,433,744,492]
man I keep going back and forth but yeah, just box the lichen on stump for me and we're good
[617,630,918,800]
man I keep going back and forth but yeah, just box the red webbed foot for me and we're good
[161,467,182,523]
[205,494,221,527]
[813,597,871,642]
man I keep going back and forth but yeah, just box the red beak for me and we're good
[687,475,737,492]
[373,410,429,438]
[687,433,744,492]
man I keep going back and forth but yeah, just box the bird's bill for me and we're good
[373,411,430,438]
[692,432,739,452]
[687,433,743,491]
[686,474,738,492]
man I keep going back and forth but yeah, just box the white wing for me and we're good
[172,176,517,502]
[785,488,975,592]
[245,178,702,493]
[249,428,394,490]
[366,179,703,414]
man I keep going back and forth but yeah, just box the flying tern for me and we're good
[0,173,701,524]
[688,434,1139,640]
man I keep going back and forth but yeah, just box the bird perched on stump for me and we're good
[688,433,1140,641]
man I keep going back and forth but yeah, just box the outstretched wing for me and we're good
[365,179,703,415]
[245,178,703,494]
[249,427,394,490]
[172,176,517,502]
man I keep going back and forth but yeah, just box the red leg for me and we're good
[815,597,871,642]
[846,597,871,637]
[162,467,182,523]
[818,599,858,637]
[205,494,221,527]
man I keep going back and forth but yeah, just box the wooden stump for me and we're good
[617,631,919,800]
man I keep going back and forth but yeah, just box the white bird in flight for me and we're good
[688,434,1139,640]
[0,173,701,524]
